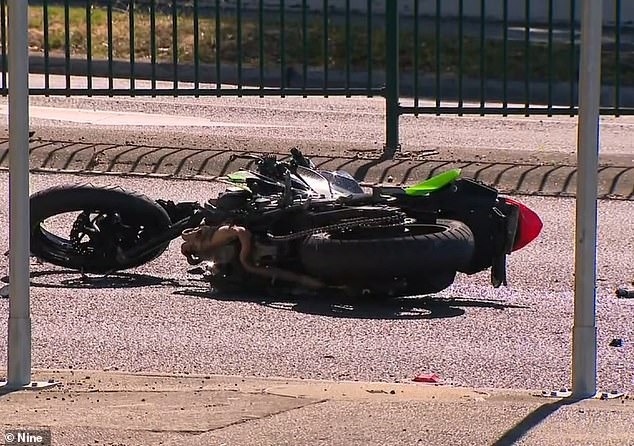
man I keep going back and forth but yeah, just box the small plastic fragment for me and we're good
[413,373,442,383]
[616,287,634,298]
[609,338,623,347]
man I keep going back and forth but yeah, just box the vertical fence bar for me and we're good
[64,0,71,92]
[479,0,486,114]
[384,0,399,157]
[569,0,576,115]
[215,0,221,94]
[1,0,7,89]
[524,0,530,115]
[323,0,328,95]
[458,0,464,115]
[172,0,178,93]
[435,0,441,113]
[150,0,156,94]
[413,0,419,112]
[614,0,621,116]
[366,0,372,96]
[502,0,508,114]
[258,0,264,93]
[547,0,553,115]
[43,0,49,91]
[129,0,136,94]
[107,0,113,92]
[86,0,92,93]
[237,0,243,93]
[345,0,351,96]
[193,0,200,92]
[280,0,286,95]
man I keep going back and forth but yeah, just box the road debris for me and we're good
[413,373,442,384]
[366,389,390,394]
[616,286,634,298]
[609,338,624,347]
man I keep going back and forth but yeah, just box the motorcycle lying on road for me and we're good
[29,149,542,297]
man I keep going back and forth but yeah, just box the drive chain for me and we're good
[266,212,406,242]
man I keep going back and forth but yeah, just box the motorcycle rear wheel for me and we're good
[300,219,474,284]
[30,184,172,273]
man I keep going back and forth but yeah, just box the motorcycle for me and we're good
[28,149,542,297]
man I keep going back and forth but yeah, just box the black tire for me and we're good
[300,219,474,282]
[30,184,172,273]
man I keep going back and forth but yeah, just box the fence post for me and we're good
[384,0,400,158]
[572,0,603,400]
[7,0,31,389]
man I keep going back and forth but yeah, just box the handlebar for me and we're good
[229,153,266,163]
[229,149,314,182]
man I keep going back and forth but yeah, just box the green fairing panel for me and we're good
[405,169,462,196]
[227,171,251,182]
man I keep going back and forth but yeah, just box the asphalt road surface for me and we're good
[1,171,633,393]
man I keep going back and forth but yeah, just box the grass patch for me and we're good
[21,4,634,85]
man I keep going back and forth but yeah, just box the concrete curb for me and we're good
[1,137,632,200]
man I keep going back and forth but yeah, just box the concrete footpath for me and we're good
[1,369,633,446]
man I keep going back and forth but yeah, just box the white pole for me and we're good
[7,0,31,387]
[572,0,603,398]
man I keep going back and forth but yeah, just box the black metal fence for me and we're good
[1,0,632,154]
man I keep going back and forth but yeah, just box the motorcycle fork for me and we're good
[489,202,520,287]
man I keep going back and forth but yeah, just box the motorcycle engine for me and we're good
[215,188,252,211]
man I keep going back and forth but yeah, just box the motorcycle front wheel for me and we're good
[30,184,172,273]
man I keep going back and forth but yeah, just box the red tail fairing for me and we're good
[505,198,543,251]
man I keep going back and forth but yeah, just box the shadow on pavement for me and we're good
[5,269,528,320]
[0,388,15,397]
[492,396,584,446]
[174,284,527,320]
[1,270,182,289]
